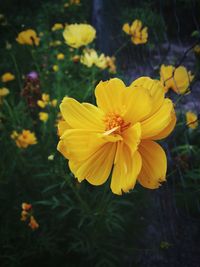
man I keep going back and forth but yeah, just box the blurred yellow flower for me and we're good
[160,65,194,94]
[48,154,55,160]
[53,65,59,72]
[16,29,40,46]
[22,202,32,211]
[51,23,64,31]
[194,45,200,54]
[39,112,49,122]
[28,216,39,230]
[186,111,198,129]
[21,210,28,221]
[49,40,62,47]
[122,19,148,45]
[11,130,37,148]
[42,93,50,103]
[72,55,80,63]
[1,72,15,82]
[37,100,46,108]
[106,56,117,73]
[70,0,80,4]
[0,87,9,104]
[81,49,107,69]
[57,77,176,195]
[63,23,96,48]
[57,53,65,60]
[51,99,58,107]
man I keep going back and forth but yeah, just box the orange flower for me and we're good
[28,216,39,230]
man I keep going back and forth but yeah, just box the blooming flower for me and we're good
[80,49,107,69]
[160,65,194,94]
[11,129,37,148]
[16,29,40,46]
[63,23,96,48]
[106,56,117,73]
[57,53,65,60]
[57,77,176,195]
[1,72,15,82]
[122,19,148,45]
[39,112,49,122]
[51,99,58,107]
[28,216,39,230]
[53,65,59,72]
[22,202,32,211]
[0,87,9,104]
[51,23,64,31]
[186,111,198,129]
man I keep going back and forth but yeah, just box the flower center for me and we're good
[104,112,130,134]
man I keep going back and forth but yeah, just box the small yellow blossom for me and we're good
[0,87,9,104]
[39,112,49,122]
[70,0,80,4]
[16,29,40,46]
[1,72,15,82]
[57,53,65,60]
[186,111,198,129]
[42,93,50,103]
[72,55,80,63]
[106,56,117,73]
[160,65,194,94]
[51,23,64,31]
[194,45,200,55]
[22,202,32,211]
[37,100,46,108]
[57,77,176,195]
[28,216,39,230]
[63,23,96,48]
[11,130,37,148]
[81,49,107,69]
[64,3,70,8]
[53,65,59,72]
[51,99,58,107]
[123,19,148,45]
[48,154,55,160]
[21,210,28,221]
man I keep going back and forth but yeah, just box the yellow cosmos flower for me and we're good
[57,77,176,195]
[106,56,117,73]
[186,111,198,129]
[51,99,58,107]
[11,130,37,148]
[53,65,59,72]
[57,53,65,60]
[63,23,96,48]
[122,19,148,45]
[51,23,64,31]
[81,49,107,69]
[160,65,194,94]
[16,29,40,46]
[0,87,9,104]
[39,112,49,122]
[1,72,15,82]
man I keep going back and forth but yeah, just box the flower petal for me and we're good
[60,97,104,131]
[110,142,142,195]
[141,98,173,139]
[95,78,126,113]
[122,122,141,155]
[138,140,167,189]
[130,77,165,116]
[69,142,116,185]
[58,129,106,161]
[123,86,152,124]
[150,110,176,140]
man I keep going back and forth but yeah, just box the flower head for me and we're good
[28,216,39,230]
[63,23,96,48]
[11,130,37,148]
[186,111,198,129]
[1,72,15,82]
[0,87,9,104]
[39,112,49,122]
[123,19,148,45]
[16,29,40,46]
[160,65,194,94]
[51,23,64,31]
[80,49,107,69]
[53,65,59,72]
[57,53,65,60]
[57,77,176,195]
